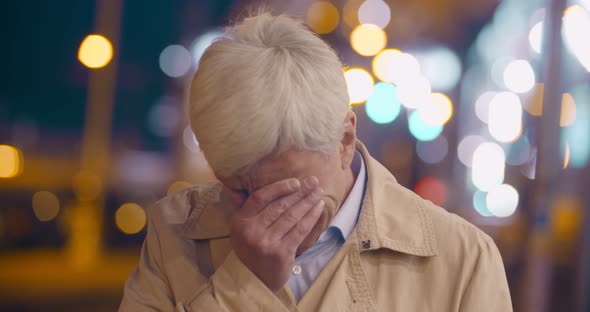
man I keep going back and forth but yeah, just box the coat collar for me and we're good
[182,140,438,257]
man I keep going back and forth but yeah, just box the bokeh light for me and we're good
[115,203,147,235]
[486,184,519,217]
[490,57,513,88]
[408,111,443,142]
[474,91,497,124]
[417,92,453,126]
[183,126,200,152]
[358,0,390,29]
[191,29,223,68]
[413,47,462,91]
[560,92,576,127]
[365,82,401,124]
[562,5,590,71]
[506,135,532,166]
[529,21,543,54]
[473,191,493,217]
[551,195,583,242]
[342,0,363,28]
[472,142,505,192]
[78,34,113,69]
[372,50,421,85]
[167,181,193,196]
[0,145,23,178]
[414,177,446,206]
[523,83,544,116]
[488,92,522,143]
[32,191,60,222]
[344,67,375,104]
[350,24,387,56]
[397,75,432,109]
[416,135,448,164]
[563,143,570,169]
[560,86,590,168]
[159,45,192,78]
[148,96,181,137]
[307,1,340,34]
[457,135,486,167]
[503,59,536,94]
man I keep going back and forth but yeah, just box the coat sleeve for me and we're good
[119,215,294,311]
[458,237,513,312]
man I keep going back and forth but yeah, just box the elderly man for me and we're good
[120,12,512,311]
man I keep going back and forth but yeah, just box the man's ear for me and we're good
[339,111,357,169]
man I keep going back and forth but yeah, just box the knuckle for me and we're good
[283,210,299,224]
[277,199,289,212]
[295,222,310,236]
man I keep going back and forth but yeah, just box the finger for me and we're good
[237,178,300,217]
[268,189,324,241]
[258,176,319,227]
[280,199,324,248]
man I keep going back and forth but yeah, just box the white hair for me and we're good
[189,12,350,178]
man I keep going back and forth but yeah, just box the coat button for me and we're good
[292,264,302,275]
[362,240,371,249]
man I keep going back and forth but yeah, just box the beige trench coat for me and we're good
[120,141,512,311]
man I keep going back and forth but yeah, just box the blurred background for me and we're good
[0,0,589,311]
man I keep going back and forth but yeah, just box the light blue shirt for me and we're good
[287,150,366,301]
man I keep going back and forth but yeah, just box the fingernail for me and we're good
[289,179,301,190]
[303,176,318,188]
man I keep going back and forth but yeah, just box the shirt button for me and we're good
[292,264,302,275]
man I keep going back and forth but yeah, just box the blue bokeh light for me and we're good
[365,82,401,124]
[408,111,443,141]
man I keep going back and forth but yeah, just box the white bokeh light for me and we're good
[474,91,497,124]
[563,5,590,71]
[358,0,391,28]
[503,59,536,93]
[488,92,522,143]
[159,45,192,78]
[372,50,421,85]
[472,142,505,191]
[345,68,375,104]
[413,47,462,91]
[417,92,453,126]
[397,75,432,109]
[192,29,223,69]
[458,135,486,167]
[486,184,519,217]
[529,21,543,54]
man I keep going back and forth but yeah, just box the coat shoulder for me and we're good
[148,182,221,228]
[419,198,495,255]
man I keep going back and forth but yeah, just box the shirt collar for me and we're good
[318,150,366,243]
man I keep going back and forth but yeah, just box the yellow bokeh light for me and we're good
[523,83,544,116]
[343,0,363,28]
[350,24,387,56]
[115,203,147,235]
[560,93,576,127]
[0,145,23,178]
[167,180,193,195]
[32,191,60,222]
[563,143,570,169]
[551,194,583,242]
[344,67,374,105]
[307,1,340,34]
[372,49,399,82]
[78,34,113,69]
[72,170,103,201]
[418,93,454,126]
